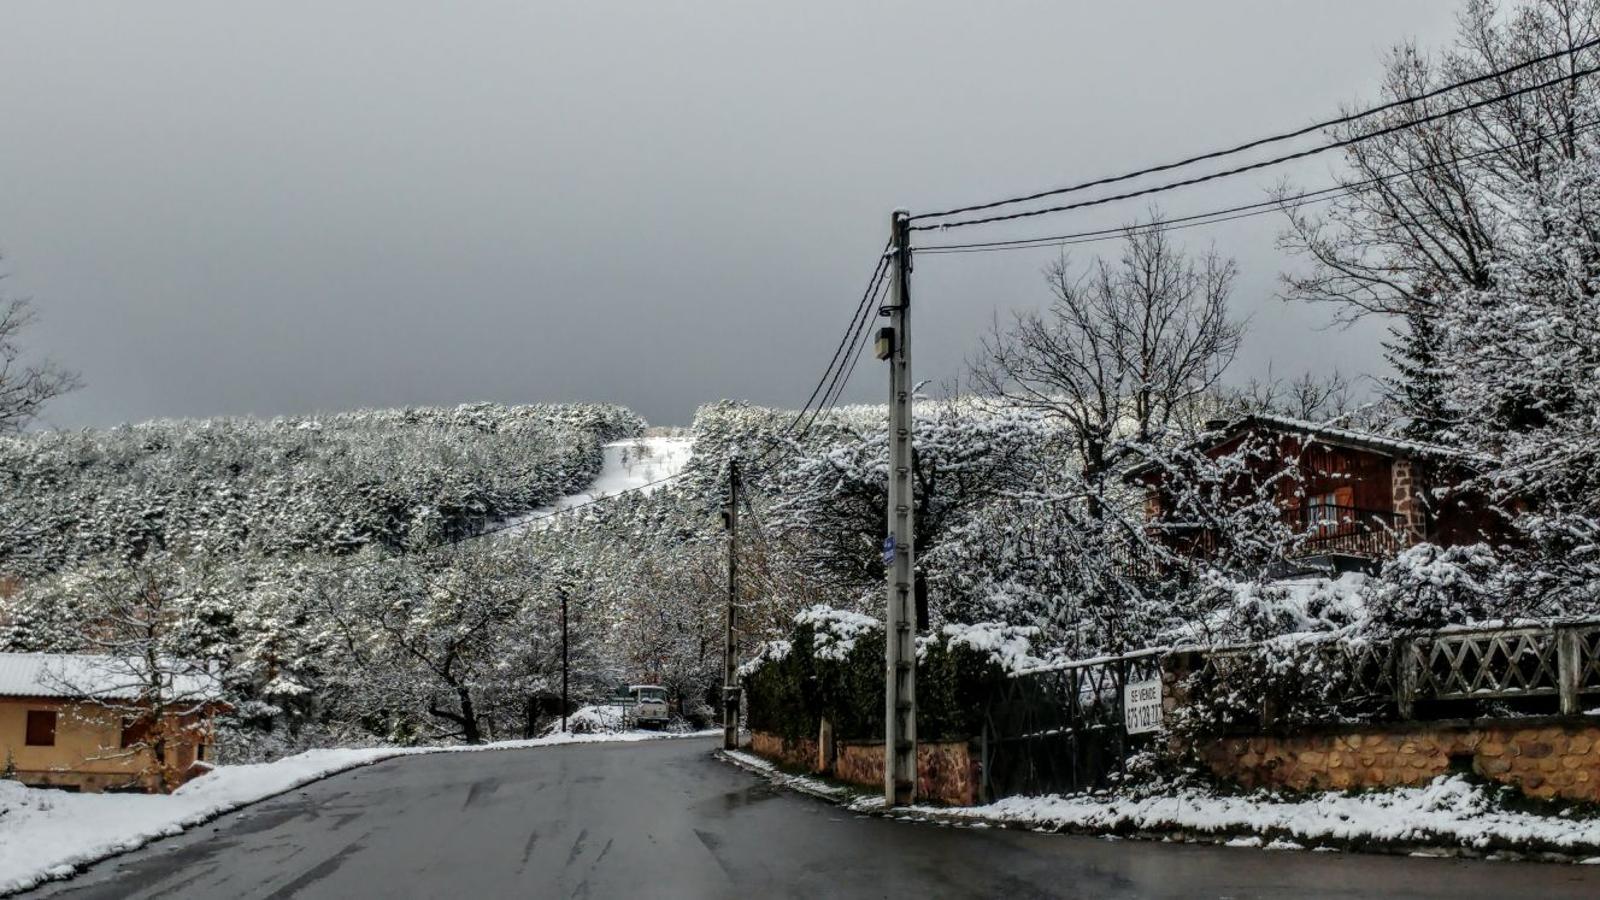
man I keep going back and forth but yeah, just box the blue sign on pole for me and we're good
[882,534,897,566]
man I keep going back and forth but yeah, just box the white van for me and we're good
[628,685,670,728]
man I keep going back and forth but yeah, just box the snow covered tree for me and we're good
[945,219,1254,652]
[1430,157,1600,616]
[1277,0,1600,324]
[0,402,642,578]
[320,546,533,744]
[1382,303,1451,441]
[0,269,80,435]
[972,217,1243,485]
[20,556,226,791]
[762,400,1053,597]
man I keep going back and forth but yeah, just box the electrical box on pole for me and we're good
[882,209,916,806]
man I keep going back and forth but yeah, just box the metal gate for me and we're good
[979,648,1164,800]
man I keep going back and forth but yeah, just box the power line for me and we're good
[821,271,892,416]
[780,241,892,436]
[793,248,892,433]
[917,193,1337,255]
[804,259,891,432]
[911,36,1600,224]
[912,62,1600,233]
[747,241,894,475]
[914,116,1600,255]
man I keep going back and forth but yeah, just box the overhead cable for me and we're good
[912,37,1600,224]
[913,62,1600,232]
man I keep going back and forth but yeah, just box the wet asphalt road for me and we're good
[27,737,1600,899]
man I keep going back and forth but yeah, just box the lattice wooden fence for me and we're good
[1403,623,1600,716]
[1184,620,1600,727]
[982,621,1600,800]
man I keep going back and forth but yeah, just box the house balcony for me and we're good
[1115,505,1411,582]
[1285,504,1407,561]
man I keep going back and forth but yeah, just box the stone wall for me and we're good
[1204,717,1600,802]
[746,731,977,806]
[1391,458,1425,545]
[833,740,978,806]
[748,731,818,773]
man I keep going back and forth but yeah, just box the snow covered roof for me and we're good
[0,652,222,703]
[1231,414,1473,460]
[1124,413,1481,480]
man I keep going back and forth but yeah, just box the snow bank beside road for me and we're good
[918,776,1600,857]
[720,750,1600,861]
[0,728,714,896]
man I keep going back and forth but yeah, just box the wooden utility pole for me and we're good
[882,209,916,806]
[723,456,741,750]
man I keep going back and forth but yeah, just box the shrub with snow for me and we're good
[1171,572,1369,646]
[938,621,1044,675]
[548,705,628,735]
[1363,543,1506,631]
[794,605,880,662]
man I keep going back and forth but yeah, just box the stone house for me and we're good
[0,652,224,793]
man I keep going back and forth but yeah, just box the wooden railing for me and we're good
[1285,504,1406,559]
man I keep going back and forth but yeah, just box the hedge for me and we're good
[743,619,1007,744]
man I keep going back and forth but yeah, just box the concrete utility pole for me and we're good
[561,585,570,734]
[723,455,741,751]
[882,209,916,806]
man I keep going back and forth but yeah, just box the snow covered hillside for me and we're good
[507,434,694,531]
[0,402,645,575]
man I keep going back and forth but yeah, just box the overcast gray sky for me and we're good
[1,1,1462,428]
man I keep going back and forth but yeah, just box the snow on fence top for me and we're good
[1011,645,1169,678]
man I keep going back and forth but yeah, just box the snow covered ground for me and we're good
[506,435,693,532]
[0,727,715,896]
[722,749,868,806]
[915,778,1600,859]
[721,751,1600,861]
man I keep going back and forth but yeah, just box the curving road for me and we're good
[29,738,1600,899]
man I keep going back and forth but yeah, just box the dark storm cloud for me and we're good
[0,1,1460,428]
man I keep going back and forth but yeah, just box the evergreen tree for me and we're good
[1382,302,1450,442]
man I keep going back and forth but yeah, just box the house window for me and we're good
[121,717,151,749]
[1307,492,1340,530]
[1304,488,1356,532]
[25,710,57,746]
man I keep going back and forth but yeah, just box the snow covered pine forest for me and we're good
[2,0,1600,787]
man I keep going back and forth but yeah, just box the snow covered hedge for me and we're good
[741,605,1042,743]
